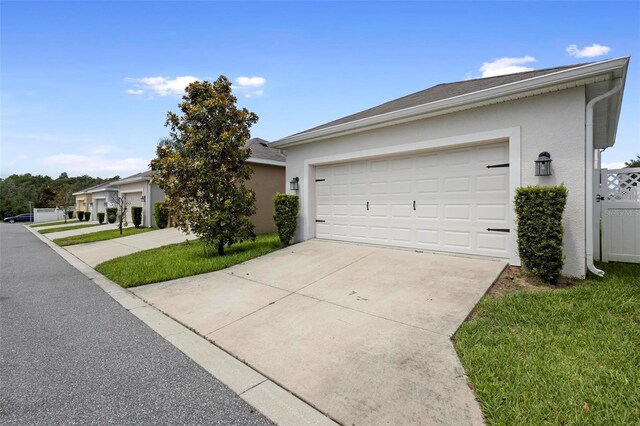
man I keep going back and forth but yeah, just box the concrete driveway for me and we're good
[65,227,197,267]
[131,240,506,425]
[44,223,117,239]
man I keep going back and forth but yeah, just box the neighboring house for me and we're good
[245,137,286,233]
[73,180,118,218]
[271,57,630,278]
[115,171,165,228]
[99,137,284,231]
[88,181,119,219]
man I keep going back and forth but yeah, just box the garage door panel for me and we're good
[315,142,509,259]
[476,174,508,192]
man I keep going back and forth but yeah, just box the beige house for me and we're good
[245,138,286,233]
[73,180,118,219]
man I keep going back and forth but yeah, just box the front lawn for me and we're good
[53,227,154,246]
[454,263,640,425]
[39,223,103,234]
[30,219,80,228]
[95,233,282,288]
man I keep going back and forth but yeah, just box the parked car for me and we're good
[3,213,33,223]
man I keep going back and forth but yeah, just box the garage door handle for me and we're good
[413,200,416,211]
[366,201,369,211]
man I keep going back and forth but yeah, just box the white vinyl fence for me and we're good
[33,207,74,223]
[599,167,640,263]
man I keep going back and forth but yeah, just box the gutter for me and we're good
[585,79,623,278]
[272,57,629,148]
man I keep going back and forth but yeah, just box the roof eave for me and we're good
[272,56,630,148]
[247,157,286,167]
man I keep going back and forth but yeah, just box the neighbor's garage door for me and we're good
[124,192,143,224]
[315,142,510,258]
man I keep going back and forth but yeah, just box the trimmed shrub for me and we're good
[514,185,568,284]
[131,206,143,228]
[273,193,299,245]
[77,211,85,221]
[97,212,105,224]
[67,211,74,219]
[84,212,91,221]
[154,201,169,229]
[106,207,117,224]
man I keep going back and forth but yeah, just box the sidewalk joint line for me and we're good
[239,379,268,396]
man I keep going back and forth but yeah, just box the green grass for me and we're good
[96,233,282,288]
[53,227,154,246]
[454,263,640,425]
[30,219,80,228]
[39,223,104,234]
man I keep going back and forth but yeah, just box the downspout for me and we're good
[585,79,622,278]
[146,179,151,228]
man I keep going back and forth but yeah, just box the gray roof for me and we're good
[75,179,119,195]
[245,138,286,162]
[295,62,593,135]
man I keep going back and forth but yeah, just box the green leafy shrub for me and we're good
[154,201,169,229]
[273,193,299,245]
[68,211,74,219]
[77,211,85,221]
[106,207,117,224]
[514,185,568,284]
[84,211,91,221]
[131,206,142,228]
[97,212,105,224]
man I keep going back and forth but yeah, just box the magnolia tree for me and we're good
[151,77,258,256]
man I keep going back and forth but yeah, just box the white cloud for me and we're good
[88,144,117,155]
[479,56,537,77]
[601,161,627,170]
[566,44,611,58]
[235,76,266,88]
[125,75,199,96]
[40,154,150,175]
[233,76,266,98]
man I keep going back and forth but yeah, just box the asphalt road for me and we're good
[0,223,272,425]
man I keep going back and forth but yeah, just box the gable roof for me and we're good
[245,137,286,165]
[303,63,589,133]
[73,179,119,196]
[273,57,629,148]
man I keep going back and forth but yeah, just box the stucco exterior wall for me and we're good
[118,181,147,226]
[75,194,92,214]
[284,87,587,277]
[149,183,166,228]
[247,163,286,234]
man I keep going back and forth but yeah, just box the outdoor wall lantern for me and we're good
[535,152,552,176]
[140,195,146,203]
[103,202,108,207]
[290,177,300,191]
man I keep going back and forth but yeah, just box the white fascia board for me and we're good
[247,157,286,167]
[115,177,152,186]
[272,57,630,148]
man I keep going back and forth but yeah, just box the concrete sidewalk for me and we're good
[132,239,505,425]
[65,227,198,267]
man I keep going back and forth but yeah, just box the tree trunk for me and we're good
[217,241,225,256]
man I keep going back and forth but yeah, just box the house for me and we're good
[115,138,285,230]
[245,137,286,233]
[73,180,118,219]
[115,171,165,227]
[271,57,630,278]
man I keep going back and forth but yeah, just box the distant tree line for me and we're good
[0,172,119,218]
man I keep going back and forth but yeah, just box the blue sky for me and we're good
[1,1,639,178]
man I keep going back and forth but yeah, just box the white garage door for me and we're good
[124,192,143,224]
[315,142,510,258]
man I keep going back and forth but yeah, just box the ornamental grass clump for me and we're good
[514,185,568,284]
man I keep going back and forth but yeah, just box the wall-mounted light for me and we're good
[290,177,299,191]
[141,195,146,203]
[103,202,108,207]
[535,152,552,176]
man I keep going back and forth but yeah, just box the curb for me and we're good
[25,225,337,426]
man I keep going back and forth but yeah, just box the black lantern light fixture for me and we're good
[140,195,146,203]
[290,177,299,191]
[535,152,552,176]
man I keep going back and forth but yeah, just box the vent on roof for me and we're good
[260,142,268,147]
